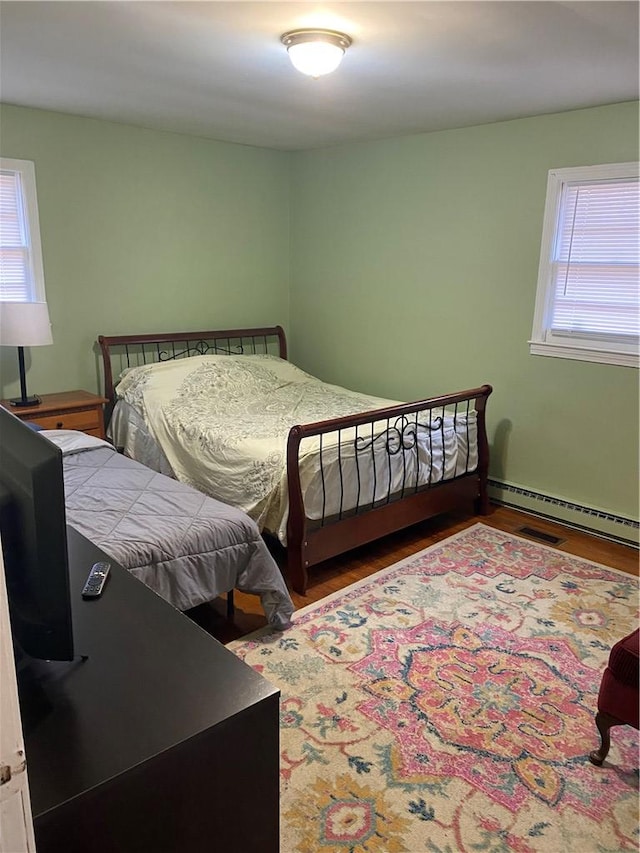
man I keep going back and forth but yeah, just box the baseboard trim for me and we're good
[488,479,639,548]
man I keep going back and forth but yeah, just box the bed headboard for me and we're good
[98,325,287,406]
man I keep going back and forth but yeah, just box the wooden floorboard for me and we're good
[186,504,639,644]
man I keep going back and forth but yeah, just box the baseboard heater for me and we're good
[488,479,639,548]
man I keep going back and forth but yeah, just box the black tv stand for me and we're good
[20,527,279,853]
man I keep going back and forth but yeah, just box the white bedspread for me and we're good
[111,355,478,543]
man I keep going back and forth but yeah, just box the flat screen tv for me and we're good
[0,406,74,661]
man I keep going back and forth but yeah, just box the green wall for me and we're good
[0,104,290,397]
[289,102,639,522]
[1,101,638,524]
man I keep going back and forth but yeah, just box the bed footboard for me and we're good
[285,384,492,594]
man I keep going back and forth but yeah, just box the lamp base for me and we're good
[8,395,41,408]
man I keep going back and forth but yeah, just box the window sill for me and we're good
[529,341,639,368]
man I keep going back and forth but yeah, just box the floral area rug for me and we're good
[228,523,639,853]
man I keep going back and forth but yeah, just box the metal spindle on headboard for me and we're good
[98,325,287,411]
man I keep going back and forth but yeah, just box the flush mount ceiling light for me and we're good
[281,29,352,78]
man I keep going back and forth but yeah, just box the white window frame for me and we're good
[530,161,639,368]
[0,157,46,303]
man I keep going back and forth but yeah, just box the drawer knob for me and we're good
[56,421,64,429]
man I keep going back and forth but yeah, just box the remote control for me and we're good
[81,561,110,599]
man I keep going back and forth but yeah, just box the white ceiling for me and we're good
[0,1,637,151]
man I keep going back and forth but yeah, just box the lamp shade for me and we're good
[0,301,53,347]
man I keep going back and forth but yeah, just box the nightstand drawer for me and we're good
[32,409,102,432]
[83,428,106,439]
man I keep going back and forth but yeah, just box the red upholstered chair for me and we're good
[589,628,639,766]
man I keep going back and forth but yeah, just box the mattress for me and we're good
[108,354,479,543]
[45,430,294,630]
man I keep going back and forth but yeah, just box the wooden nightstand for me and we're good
[0,390,108,439]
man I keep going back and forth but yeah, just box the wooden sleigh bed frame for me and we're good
[98,326,492,595]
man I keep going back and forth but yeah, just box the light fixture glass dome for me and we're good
[287,41,344,77]
[281,30,352,78]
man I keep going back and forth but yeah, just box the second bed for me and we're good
[46,429,294,630]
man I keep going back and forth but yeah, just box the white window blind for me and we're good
[531,162,640,368]
[0,159,46,303]
[552,179,639,337]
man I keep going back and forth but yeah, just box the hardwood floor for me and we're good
[187,504,639,644]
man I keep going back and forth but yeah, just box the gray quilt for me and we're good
[46,431,294,630]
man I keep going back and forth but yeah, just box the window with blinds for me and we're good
[0,158,46,303]
[530,162,639,368]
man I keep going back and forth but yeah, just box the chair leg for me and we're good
[589,711,622,766]
[226,589,235,618]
